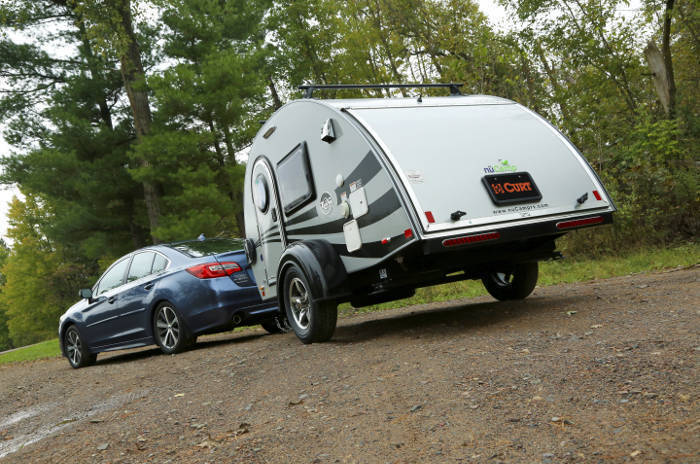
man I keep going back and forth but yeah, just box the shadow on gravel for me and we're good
[332,294,586,344]
[95,333,265,366]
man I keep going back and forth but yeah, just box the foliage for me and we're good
[0,197,93,346]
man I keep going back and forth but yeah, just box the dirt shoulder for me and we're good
[1,268,698,463]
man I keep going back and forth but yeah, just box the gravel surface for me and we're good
[0,267,698,463]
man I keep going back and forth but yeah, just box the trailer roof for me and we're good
[317,95,513,110]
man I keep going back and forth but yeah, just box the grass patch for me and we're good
[339,242,699,317]
[0,339,61,365]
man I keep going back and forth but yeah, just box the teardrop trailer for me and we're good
[243,83,615,344]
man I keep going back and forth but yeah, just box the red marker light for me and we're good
[592,190,602,201]
[425,211,435,223]
[381,237,390,245]
[404,229,413,239]
[442,232,500,247]
[556,216,604,230]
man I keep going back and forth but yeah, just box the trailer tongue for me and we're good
[346,100,611,234]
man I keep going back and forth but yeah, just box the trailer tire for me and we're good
[482,262,538,301]
[283,263,337,344]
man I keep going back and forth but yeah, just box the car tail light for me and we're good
[186,261,242,279]
[442,232,500,247]
[556,216,604,230]
[404,229,413,239]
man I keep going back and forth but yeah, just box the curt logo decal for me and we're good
[483,159,517,174]
[490,181,533,195]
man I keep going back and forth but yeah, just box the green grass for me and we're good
[0,338,61,365]
[1,243,697,365]
[339,242,699,316]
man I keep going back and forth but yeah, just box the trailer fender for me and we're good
[277,240,348,307]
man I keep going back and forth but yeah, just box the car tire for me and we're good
[283,263,337,344]
[153,302,193,354]
[64,325,96,369]
[482,262,539,301]
[261,317,291,334]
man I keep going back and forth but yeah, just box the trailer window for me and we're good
[253,173,269,212]
[277,142,315,215]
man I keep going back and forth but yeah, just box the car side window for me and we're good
[277,142,315,215]
[152,254,168,274]
[96,258,130,296]
[127,252,155,282]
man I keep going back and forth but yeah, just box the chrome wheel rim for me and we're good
[66,329,82,366]
[492,272,514,287]
[156,306,180,350]
[288,277,310,330]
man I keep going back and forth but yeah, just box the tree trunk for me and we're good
[268,76,282,110]
[644,0,676,118]
[114,0,161,241]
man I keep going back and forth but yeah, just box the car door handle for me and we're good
[143,283,154,290]
[107,296,116,304]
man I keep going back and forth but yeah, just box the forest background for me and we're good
[0,0,696,350]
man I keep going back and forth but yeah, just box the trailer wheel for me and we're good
[482,262,538,301]
[283,263,337,344]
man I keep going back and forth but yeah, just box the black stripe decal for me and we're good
[261,238,282,245]
[286,188,401,237]
[284,206,318,227]
[262,228,280,241]
[335,151,382,202]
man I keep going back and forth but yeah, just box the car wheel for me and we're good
[283,263,337,344]
[482,262,539,301]
[153,302,193,354]
[260,316,291,334]
[64,325,96,369]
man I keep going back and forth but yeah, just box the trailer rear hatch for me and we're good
[347,101,612,234]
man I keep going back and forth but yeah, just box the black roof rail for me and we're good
[298,83,463,99]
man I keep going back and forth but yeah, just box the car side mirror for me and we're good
[79,288,93,300]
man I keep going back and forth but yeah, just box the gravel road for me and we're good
[1,267,697,463]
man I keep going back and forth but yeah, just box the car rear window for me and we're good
[168,238,244,258]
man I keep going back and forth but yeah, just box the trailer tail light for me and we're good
[592,190,602,201]
[186,261,242,279]
[442,231,500,247]
[404,229,413,239]
[425,211,435,223]
[556,216,604,230]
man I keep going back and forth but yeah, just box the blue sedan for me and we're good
[58,238,285,368]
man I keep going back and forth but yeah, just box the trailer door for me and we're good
[251,158,285,294]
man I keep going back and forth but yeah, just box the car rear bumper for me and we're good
[178,279,278,335]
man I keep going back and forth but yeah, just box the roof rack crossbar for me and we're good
[298,83,463,98]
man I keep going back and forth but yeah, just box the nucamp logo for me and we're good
[483,159,517,174]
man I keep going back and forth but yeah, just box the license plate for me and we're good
[482,172,542,206]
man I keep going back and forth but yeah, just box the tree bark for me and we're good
[114,0,161,242]
[661,0,677,118]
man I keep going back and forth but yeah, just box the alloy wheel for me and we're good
[156,306,180,350]
[65,328,82,367]
[288,277,311,330]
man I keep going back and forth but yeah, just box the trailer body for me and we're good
[243,94,614,342]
